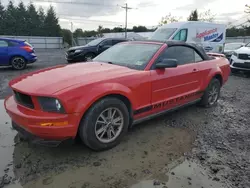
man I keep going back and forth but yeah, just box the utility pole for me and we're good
[121,3,133,39]
[71,22,74,46]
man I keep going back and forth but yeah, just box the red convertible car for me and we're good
[4,41,230,151]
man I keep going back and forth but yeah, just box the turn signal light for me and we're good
[40,121,68,127]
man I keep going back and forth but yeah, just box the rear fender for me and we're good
[203,67,223,90]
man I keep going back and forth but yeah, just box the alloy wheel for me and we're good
[12,57,26,70]
[208,84,219,105]
[95,108,124,144]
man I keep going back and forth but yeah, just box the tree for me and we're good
[101,28,111,33]
[97,25,103,37]
[61,29,72,45]
[38,7,46,36]
[5,1,17,35]
[132,26,148,32]
[159,13,179,26]
[26,3,41,36]
[16,2,27,35]
[188,9,198,21]
[0,1,6,35]
[113,27,123,32]
[73,28,84,38]
[245,4,250,14]
[199,9,215,22]
[44,5,61,36]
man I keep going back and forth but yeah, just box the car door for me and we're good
[150,45,202,113]
[0,40,9,65]
[98,39,113,54]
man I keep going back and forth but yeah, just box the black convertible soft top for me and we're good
[135,40,211,61]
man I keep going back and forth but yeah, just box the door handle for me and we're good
[193,68,198,72]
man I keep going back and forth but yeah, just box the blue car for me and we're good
[0,38,37,70]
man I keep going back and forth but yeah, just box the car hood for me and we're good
[235,47,250,53]
[9,63,137,95]
[68,45,94,51]
[224,50,234,53]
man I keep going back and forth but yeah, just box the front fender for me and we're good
[62,83,136,115]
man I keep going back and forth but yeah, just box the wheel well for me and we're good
[75,94,133,140]
[102,94,132,116]
[9,55,27,64]
[213,74,223,86]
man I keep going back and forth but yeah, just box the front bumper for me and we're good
[230,55,250,71]
[12,121,74,147]
[4,96,81,146]
[65,52,86,63]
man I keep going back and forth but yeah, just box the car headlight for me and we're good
[38,97,65,113]
[232,52,238,57]
[74,49,82,53]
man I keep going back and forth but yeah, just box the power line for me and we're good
[32,0,119,7]
[58,15,139,25]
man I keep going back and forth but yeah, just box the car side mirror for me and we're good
[155,59,178,69]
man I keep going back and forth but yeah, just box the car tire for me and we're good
[11,56,27,70]
[84,53,95,62]
[79,97,130,151]
[199,78,221,108]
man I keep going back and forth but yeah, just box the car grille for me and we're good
[233,62,250,69]
[238,54,250,60]
[14,91,34,109]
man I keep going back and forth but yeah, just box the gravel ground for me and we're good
[0,51,249,188]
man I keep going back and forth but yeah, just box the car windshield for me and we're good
[93,43,161,70]
[86,38,105,46]
[150,28,177,41]
[225,43,244,50]
[246,42,250,47]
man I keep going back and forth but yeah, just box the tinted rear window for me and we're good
[8,41,20,46]
[24,41,32,47]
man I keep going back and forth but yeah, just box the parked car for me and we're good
[0,38,37,70]
[223,42,245,59]
[230,42,250,73]
[65,37,129,63]
[5,41,230,151]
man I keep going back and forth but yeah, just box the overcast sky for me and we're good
[2,0,250,30]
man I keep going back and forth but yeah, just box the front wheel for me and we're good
[200,78,221,107]
[11,56,27,70]
[79,97,129,151]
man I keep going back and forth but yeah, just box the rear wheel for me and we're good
[200,78,221,107]
[79,97,129,151]
[11,56,26,70]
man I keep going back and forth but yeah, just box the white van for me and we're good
[149,21,227,53]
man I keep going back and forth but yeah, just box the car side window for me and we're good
[155,46,198,67]
[194,51,203,62]
[173,29,187,41]
[175,46,194,65]
[8,41,19,47]
[100,39,112,46]
[0,40,8,47]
